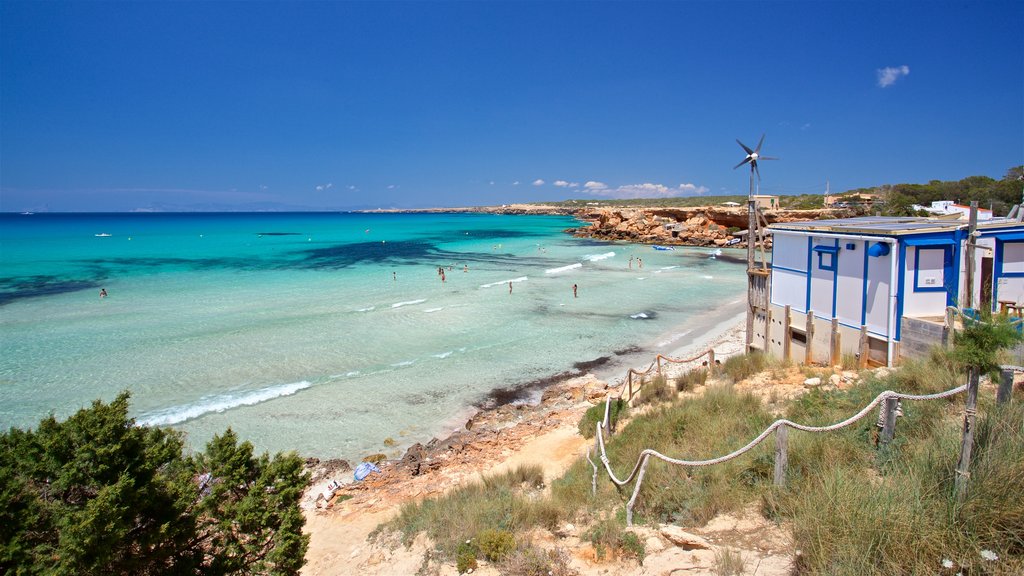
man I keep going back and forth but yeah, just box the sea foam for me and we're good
[392,299,427,308]
[480,276,528,288]
[585,251,615,262]
[545,263,582,274]
[137,381,312,427]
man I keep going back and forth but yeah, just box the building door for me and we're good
[981,257,994,311]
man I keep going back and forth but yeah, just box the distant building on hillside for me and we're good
[752,195,779,210]
[721,201,741,207]
[824,192,881,209]
[912,201,993,221]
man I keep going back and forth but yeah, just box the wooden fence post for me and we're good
[783,305,792,362]
[858,326,869,368]
[997,368,1013,405]
[708,349,716,375]
[805,311,815,365]
[955,367,980,501]
[764,307,773,352]
[830,318,841,367]
[773,424,789,487]
[880,396,899,445]
[943,307,956,349]
[656,356,662,375]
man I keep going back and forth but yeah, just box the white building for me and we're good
[912,201,993,220]
[752,215,1024,367]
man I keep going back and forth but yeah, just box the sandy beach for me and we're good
[299,301,784,576]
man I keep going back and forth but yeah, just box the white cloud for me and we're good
[387,184,397,189]
[585,182,709,199]
[532,179,545,186]
[489,181,495,186]
[877,65,910,88]
[584,181,607,190]
[315,182,333,191]
[348,185,357,190]
[554,180,570,187]
[569,182,580,188]
[512,181,520,186]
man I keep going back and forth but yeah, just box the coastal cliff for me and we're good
[568,206,851,247]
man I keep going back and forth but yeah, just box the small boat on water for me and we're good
[652,245,675,251]
[95,233,113,237]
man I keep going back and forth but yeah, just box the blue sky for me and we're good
[1,1,1021,212]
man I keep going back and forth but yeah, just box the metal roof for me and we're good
[771,216,1024,237]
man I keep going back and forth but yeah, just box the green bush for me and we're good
[455,540,478,573]
[578,399,628,438]
[618,531,646,564]
[477,528,516,561]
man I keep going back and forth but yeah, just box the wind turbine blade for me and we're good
[736,139,754,155]
[759,156,779,161]
[734,158,751,170]
[755,133,766,154]
[753,162,761,181]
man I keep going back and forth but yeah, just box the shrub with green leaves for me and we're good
[578,399,627,438]
[477,528,516,561]
[721,352,768,383]
[0,392,309,575]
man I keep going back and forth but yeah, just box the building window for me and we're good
[913,246,950,292]
[813,245,838,272]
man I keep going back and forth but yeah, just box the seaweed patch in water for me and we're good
[0,275,102,306]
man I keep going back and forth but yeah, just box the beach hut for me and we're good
[752,215,1024,367]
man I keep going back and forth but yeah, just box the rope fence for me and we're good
[590,360,1015,524]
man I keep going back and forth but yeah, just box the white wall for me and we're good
[809,237,836,316]
[864,244,892,336]
[770,233,808,310]
[835,240,865,328]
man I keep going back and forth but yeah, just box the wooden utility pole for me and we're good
[964,202,978,309]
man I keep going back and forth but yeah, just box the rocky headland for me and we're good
[568,206,851,248]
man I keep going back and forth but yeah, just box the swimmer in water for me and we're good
[99,288,107,298]
[573,284,577,298]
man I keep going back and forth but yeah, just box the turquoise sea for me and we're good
[0,212,746,460]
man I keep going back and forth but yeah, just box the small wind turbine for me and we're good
[733,134,778,197]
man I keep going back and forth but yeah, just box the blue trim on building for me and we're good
[771,264,807,275]
[895,241,907,342]
[913,245,953,293]
[830,239,839,317]
[861,240,870,326]
[805,236,813,313]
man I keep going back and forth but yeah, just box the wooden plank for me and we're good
[773,424,789,487]
[998,368,1013,405]
[858,326,869,369]
[955,367,980,501]
[880,397,898,445]
[830,318,840,366]
[708,349,716,375]
[805,311,815,365]
[764,307,773,353]
[783,305,792,362]
[943,307,956,349]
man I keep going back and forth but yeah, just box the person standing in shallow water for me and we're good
[508,281,512,294]
[573,284,577,298]
[99,288,107,298]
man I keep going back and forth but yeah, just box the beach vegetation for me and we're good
[499,545,577,576]
[632,374,675,406]
[0,392,309,575]
[379,330,1024,575]
[720,351,769,383]
[477,528,516,561]
[675,367,708,392]
[578,399,627,439]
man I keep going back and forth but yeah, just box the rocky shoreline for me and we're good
[360,203,849,248]
[568,206,850,248]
